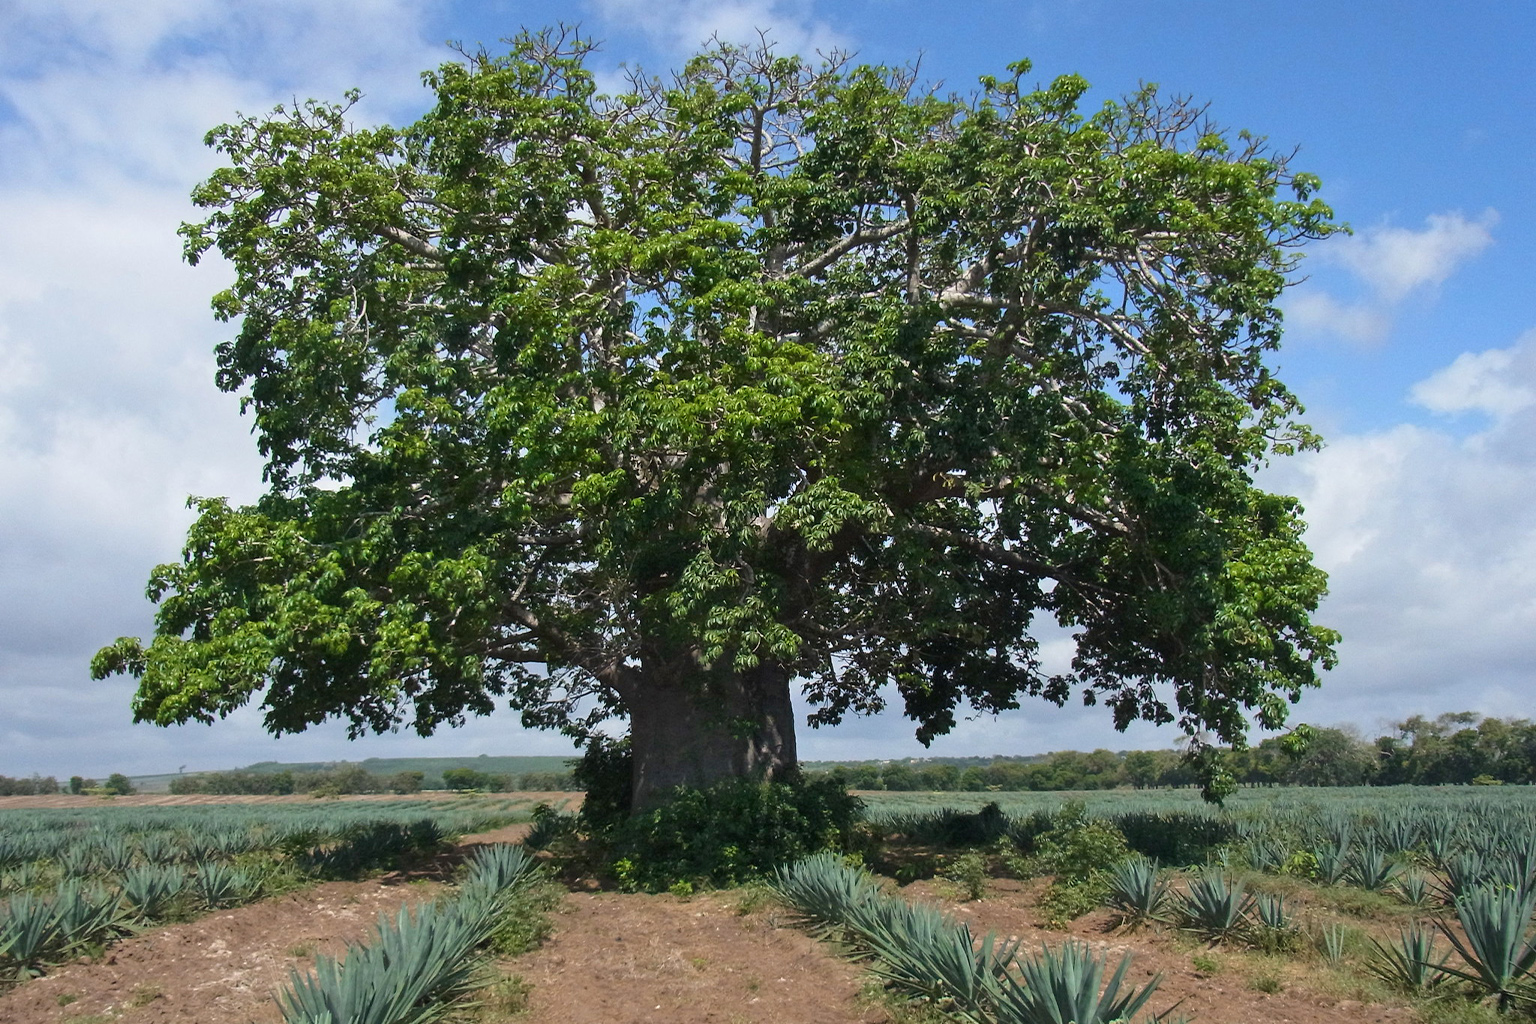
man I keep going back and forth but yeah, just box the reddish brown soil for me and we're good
[0,845,1426,1024]
[511,890,885,1024]
[0,877,447,1023]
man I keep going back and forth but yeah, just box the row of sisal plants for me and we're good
[279,843,541,1024]
[1104,858,1536,1011]
[0,800,529,982]
[865,791,1536,1013]
[772,852,1168,1024]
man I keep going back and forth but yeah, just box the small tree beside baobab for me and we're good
[94,31,1339,805]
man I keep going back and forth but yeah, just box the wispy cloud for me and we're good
[587,0,847,56]
[1411,329,1536,420]
[1333,209,1499,303]
[1284,291,1392,345]
[1286,210,1498,346]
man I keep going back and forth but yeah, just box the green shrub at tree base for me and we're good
[1028,803,1132,928]
[607,775,864,892]
[572,736,633,834]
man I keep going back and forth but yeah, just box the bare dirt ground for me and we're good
[0,877,448,1023]
[1,845,1425,1024]
[0,791,583,810]
[510,890,886,1024]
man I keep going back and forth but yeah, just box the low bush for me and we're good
[939,852,990,902]
[609,775,863,891]
[1111,811,1234,866]
[1031,803,1129,928]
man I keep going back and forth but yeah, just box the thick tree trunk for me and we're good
[626,656,799,810]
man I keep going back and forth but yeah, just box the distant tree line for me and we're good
[8,712,1526,798]
[810,713,1536,791]
[0,774,60,795]
[167,764,578,795]
[169,764,424,795]
[438,768,575,791]
[817,750,1150,792]
[0,773,135,795]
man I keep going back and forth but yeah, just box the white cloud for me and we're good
[0,1,443,187]
[1286,209,1498,346]
[1333,209,1498,303]
[1263,328,1536,730]
[588,0,846,56]
[1411,329,1536,419]
[1284,290,1391,345]
[0,2,540,779]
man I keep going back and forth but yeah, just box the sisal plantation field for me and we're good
[2,786,1535,1023]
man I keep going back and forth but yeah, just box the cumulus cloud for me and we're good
[0,2,546,779]
[1333,209,1499,303]
[1264,327,1536,731]
[588,0,846,56]
[1411,329,1536,419]
[1286,209,1498,346]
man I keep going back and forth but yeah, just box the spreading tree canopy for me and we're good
[94,32,1340,804]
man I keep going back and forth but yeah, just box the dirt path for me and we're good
[511,890,886,1024]
[0,877,446,1024]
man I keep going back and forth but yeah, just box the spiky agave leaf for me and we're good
[1436,884,1536,1011]
[119,864,187,920]
[1246,837,1285,874]
[280,900,493,1024]
[94,836,135,876]
[1176,870,1252,942]
[1319,922,1348,965]
[992,940,1163,1024]
[1255,892,1290,931]
[194,861,257,908]
[46,880,126,954]
[1346,842,1400,892]
[136,833,177,866]
[56,845,95,879]
[1366,921,1448,993]
[1312,836,1351,886]
[850,899,972,1015]
[844,893,1018,1023]
[773,854,1017,1024]
[770,852,882,936]
[279,833,550,1024]
[1395,870,1431,907]
[1421,815,1457,867]
[0,892,61,972]
[460,843,537,899]
[1105,856,1169,930]
[1375,816,1419,857]
[1440,852,1488,903]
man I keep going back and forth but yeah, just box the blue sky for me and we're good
[2,1,1533,777]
